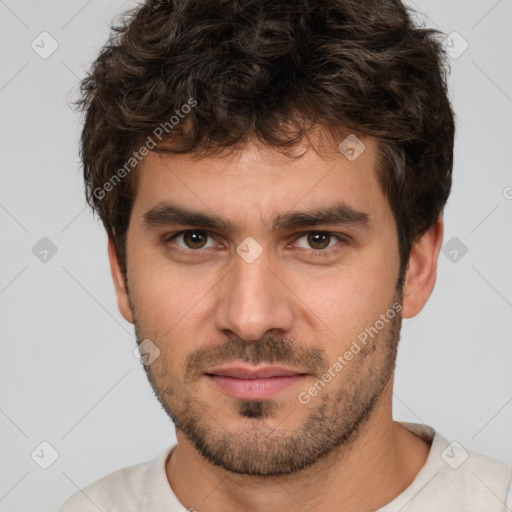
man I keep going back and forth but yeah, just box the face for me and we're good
[120,134,404,476]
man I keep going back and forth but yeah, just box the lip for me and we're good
[205,364,309,400]
[205,364,309,379]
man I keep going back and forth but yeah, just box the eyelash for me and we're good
[163,230,347,258]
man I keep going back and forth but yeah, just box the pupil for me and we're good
[308,232,329,249]
[185,231,206,249]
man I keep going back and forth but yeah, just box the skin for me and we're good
[108,132,444,512]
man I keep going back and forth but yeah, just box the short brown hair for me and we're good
[78,0,455,282]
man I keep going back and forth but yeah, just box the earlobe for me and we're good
[107,236,134,324]
[401,215,444,319]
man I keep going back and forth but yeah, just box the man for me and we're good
[58,0,512,510]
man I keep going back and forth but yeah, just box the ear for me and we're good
[107,236,134,324]
[401,215,444,319]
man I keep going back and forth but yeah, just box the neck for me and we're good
[165,384,430,512]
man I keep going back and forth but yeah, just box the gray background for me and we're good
[0,1,511,510]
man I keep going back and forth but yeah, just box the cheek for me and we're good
[290,254,398,345]
[134,275,202,332]
[129,255,217,355]
[299,274,383,334]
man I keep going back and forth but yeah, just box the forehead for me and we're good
[131,135,390,230]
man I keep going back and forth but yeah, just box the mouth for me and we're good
[204,364,310,400]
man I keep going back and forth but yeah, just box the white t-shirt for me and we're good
[57,422,512,511]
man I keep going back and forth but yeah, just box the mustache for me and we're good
[183,334,329,383]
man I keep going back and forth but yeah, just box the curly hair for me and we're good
[78,0,455,282]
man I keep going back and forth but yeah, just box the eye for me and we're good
[293,231,344,254]
[163,229,346,258]
[165,230,218,250]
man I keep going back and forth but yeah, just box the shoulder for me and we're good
[455,446,512,498]
[432,433,512,496]
[432,446,512,511]
[400,422,512,487]
[392,423,512,511]
[57,448,173,512]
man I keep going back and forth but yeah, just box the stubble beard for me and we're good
[131,293,402,477]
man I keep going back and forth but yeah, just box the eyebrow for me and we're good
[143,201,371,233]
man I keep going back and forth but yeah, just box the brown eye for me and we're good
[306,232,332,250]
[182,231,209,249]
[167,230,217,250]
[292,231,345,257]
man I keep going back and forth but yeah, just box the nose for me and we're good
[213,250,295,342]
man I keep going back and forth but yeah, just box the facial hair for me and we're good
[131,291,402,477]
